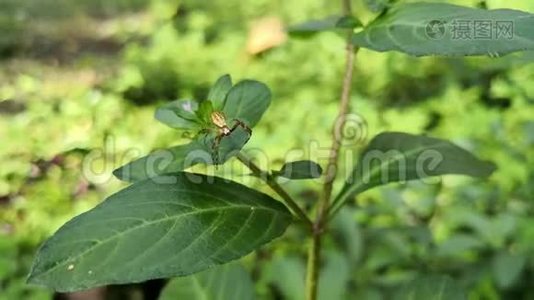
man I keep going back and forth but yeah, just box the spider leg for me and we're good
[229,119,252,136]
[196,127,221,165]
[212,133,224,165]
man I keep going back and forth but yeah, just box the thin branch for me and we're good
[306,0,358,299]
[235,152,313,228]
[305,230,320,299]
[319,30,359,220]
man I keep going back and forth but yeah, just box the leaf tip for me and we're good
[26,265,43,286]
[153,106,172,123]
[480,160,498,177]
[219,73,232,83]
[112,166,124,180]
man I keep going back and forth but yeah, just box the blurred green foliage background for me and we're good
[0,0,533,299]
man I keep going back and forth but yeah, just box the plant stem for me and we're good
[306,0,357,299]
[236,152,313,228]
[306,229,321,299]
[320,14,358,222]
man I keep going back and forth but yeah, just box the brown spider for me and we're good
[202,111,251,164]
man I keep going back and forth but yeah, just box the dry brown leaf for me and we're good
[246,16,287,55]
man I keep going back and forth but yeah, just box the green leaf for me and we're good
[155,74,232,129]
[197,125,252,165]
[288,15,362,37]
[318,251,350,300]
[196,100,215,126]
[28,173,292,292]
[330,132,495,216]
[222,80,271,128]
[113,141,207,182]
[364,0,396,13]
[159,263,255,300]
[265,256,305,300]
[436,234,484,257]
[330,208,362,264]
[273,160,323,179]
[208,74,233,111]
[395,274,467,300]
[336,16,362,29]
[155,99,201,130]
[265,252,350,300]
[114,116,252,182]
[492,252,526,288]
[352,3,534,57]
[118,77,269,182]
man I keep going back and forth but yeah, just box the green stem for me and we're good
[327,191,349,221]
[236,152,313,229]
[306,228,321,300]
[306,0,357,299]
